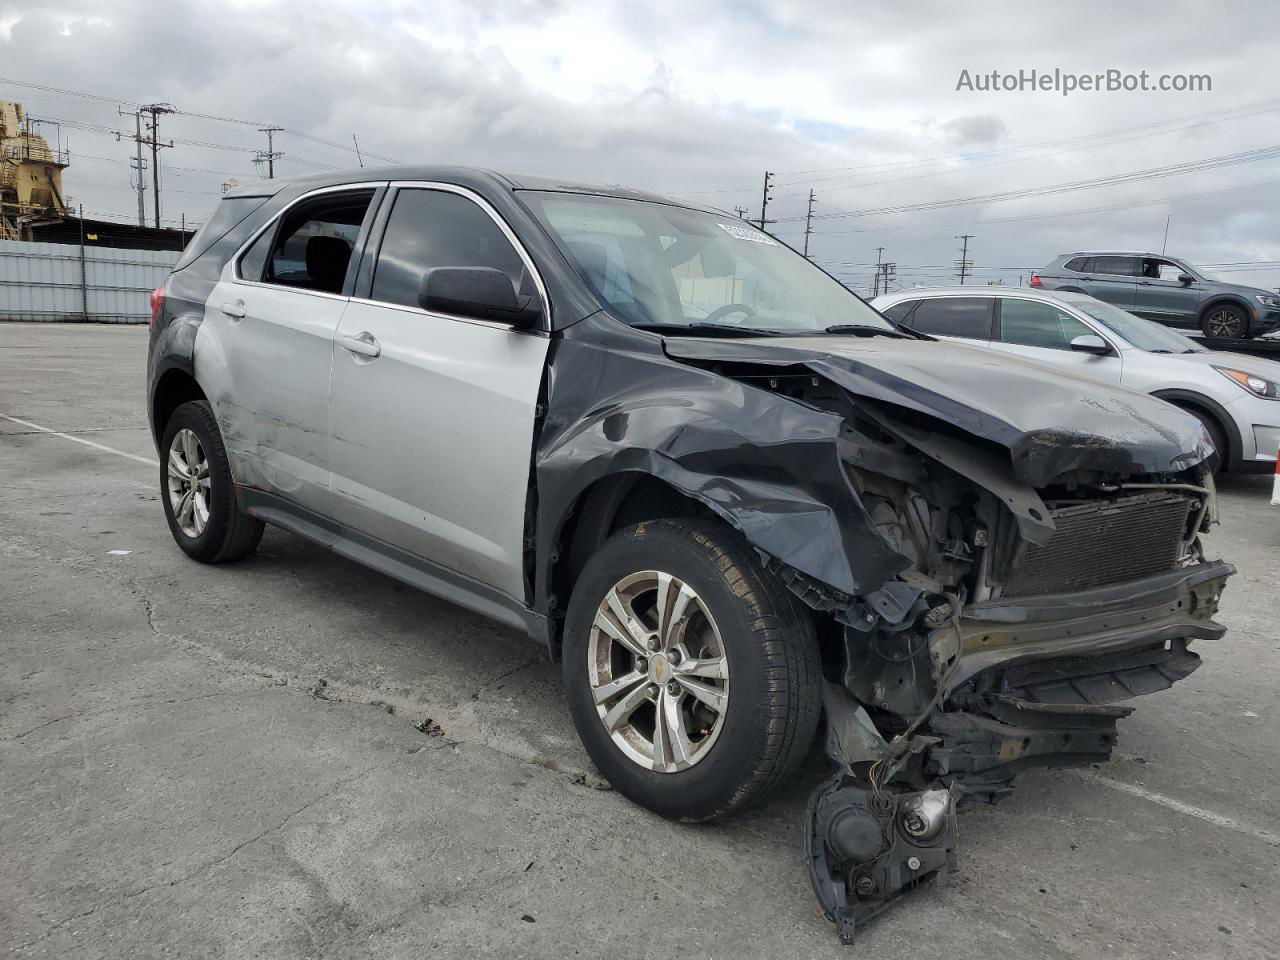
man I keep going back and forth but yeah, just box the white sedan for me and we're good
[871,286,1280,474]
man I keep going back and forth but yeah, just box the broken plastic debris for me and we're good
[107,549,131,556]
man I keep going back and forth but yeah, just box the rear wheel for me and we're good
[160,401,264,562]
[1201,303,1249,340]
[562,519,821,821]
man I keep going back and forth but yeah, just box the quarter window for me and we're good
[908,297,993,339]
[1064,256,1093,273]
[998,299,1095,351]
[880,299,918,324]
[370,189,531,310]
[239,190,374,294]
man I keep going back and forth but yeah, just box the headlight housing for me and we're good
[1256,294,1280,308]
[1214,365,1280,399]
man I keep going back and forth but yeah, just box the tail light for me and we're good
[149,286,165,330]
[1029,274,1042,287]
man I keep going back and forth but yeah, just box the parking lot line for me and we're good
[1075,770,1280,848]
[1,414,158,468]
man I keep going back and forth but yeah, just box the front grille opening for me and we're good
[1003,492,1194,597]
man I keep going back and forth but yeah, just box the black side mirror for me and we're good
[1178,273,1195,285]
[418,266,542,329]
[1069,334,1112,356]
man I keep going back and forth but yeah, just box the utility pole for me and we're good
[733,205,748,219]
[955,234,974,285]
[871,246,885,296]
[757,170,775,231]
[139,104,176,229]
[802,189,816,258]
[874,261,897,296]
[116,108,147,226]
[256,125,284,179]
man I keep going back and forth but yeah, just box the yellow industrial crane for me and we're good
[1,101,69,241]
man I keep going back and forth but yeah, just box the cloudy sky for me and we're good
[4,0,1280,291]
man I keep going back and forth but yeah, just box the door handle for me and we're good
[220,300,246,320]
[340,332,381,359]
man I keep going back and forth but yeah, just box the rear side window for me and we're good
[174,195,271,271]
[370,188,531,310]
[1093,256,1138,277]
[1064,256,1093,273]
[240,190,375,295]
[881,299,918,324]
[997,299,1095,351]
[908,297,993,339]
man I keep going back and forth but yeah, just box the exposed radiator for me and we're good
[1003,492,1195,597]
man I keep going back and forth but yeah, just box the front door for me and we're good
[199,187,378,516]
[1133,257,1203,327]
[988,296,1124,384]
[328,185,550,601]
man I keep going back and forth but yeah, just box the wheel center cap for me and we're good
[649,654,671,685]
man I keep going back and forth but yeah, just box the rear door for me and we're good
[1133,257,1203,326]
[901,296,995,346]
[200,186,380,516]
[328,183,550,600]
[1081,256,1139,308]
[988,296,1124,384]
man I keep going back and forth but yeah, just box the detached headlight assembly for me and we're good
[1214,365,1280,399]
[1256,294,1280,308]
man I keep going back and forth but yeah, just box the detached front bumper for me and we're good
[929,559,1233,693]
[807,559,1234,942]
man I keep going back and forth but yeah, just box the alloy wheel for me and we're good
[587,570,730,773]
[1207,307,1244,338]
[167,428,211,538]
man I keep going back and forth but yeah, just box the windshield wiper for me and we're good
[822,324,912,338]
[632,322,787,337]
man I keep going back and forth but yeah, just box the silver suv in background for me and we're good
[1031,251,1280,340]
[871,286,1280,473]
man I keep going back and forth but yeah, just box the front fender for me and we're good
[532,316,909,616]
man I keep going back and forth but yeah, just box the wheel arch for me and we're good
[1150,388,1241,470]
[1198,295,1253,335]
[548,471,712,652]
[151,367,210,447]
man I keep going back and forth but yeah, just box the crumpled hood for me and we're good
[663,335,1212,487]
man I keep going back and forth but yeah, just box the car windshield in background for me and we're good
[1075,300,1205,353]
[520,192,894,335]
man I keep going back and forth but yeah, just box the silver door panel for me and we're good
[329,300,549,600]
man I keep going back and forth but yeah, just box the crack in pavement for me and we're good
[12,765,380,952]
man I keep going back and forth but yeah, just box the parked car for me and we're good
[148,168,1232,940]
[1031,251,1280,340]
[872,286,1280,474]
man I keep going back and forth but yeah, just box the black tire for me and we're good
[1201,303,1249,340]
[1177,404,1229,476]
[159,400,264,563]
[562,519,821,821]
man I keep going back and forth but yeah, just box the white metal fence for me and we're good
[0,240,179,324]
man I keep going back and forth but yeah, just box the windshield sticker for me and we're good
[717,222,778,245]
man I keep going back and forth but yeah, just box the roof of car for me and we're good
[1056,251,1173,258]
[221,164,722,214]
[874,285,1096,306]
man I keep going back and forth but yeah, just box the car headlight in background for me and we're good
[1214,366,1280,399]
[1256,294,1280,308]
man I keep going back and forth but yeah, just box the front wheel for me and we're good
[160,400,264,563]
[562,519,821,821]
[1201,304,1249,339]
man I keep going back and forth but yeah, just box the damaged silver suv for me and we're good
[148,167,1233,942]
